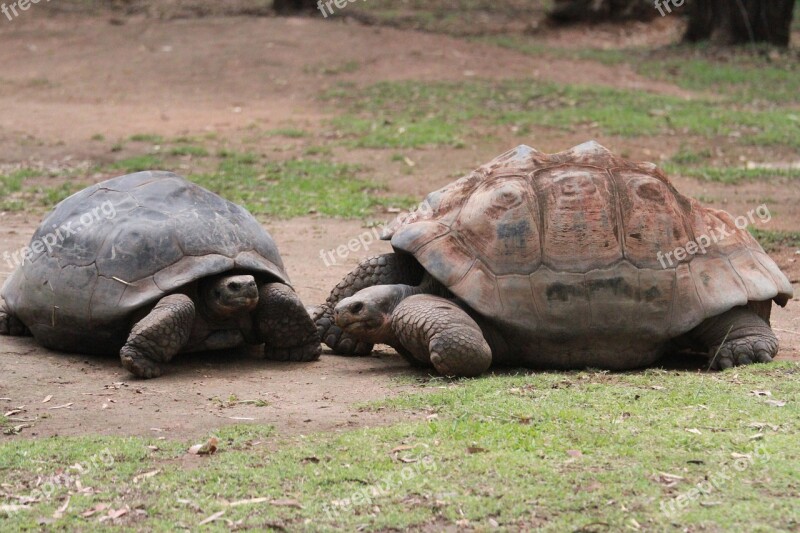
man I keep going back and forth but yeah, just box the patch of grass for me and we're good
[90,134,105,142]
[0,169,39,210]
[128,133,164,143]
[750,229,800,252]
[172,135,202,144]
[304,145,333,157]
[670,146,713,165]
[168,145,209,157]
[266,128,309,139]
[107,155,165,173]
[325,79,800,149]
[191,154,411,218]
[663,163,800,184]
[1,363,798,530]
[34,182,82,206]
[636,50,800,103]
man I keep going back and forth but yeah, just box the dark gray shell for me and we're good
[1,171,288,353]
[383,142,793,340]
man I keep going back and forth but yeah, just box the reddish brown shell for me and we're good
[383,142,793,339]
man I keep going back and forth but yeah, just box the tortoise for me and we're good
[314,142,793,377]
[0,171,320,378]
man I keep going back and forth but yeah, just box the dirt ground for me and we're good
[1,12,798,440]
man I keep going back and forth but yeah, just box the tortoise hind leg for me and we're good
[0,301,31,336]
[257,283,321,362]
[688,306,778,370]
[119,294,195,379]
[313,253,423,356]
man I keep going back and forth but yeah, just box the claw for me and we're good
[717,357,734,370]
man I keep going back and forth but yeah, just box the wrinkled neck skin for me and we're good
[379,284,424,348]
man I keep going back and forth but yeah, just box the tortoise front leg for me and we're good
[314,253,423,356]
[392,295,492,377]
[256,282,321,362]
[689,306,779,369]
[120,294,195,379]
[0,300,31,337]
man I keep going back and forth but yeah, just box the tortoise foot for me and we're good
[709,336,777,369]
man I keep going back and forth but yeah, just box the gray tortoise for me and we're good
[0,171,320,378]
[314,142,793,377]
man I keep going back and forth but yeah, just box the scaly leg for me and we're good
[119,294,195,379]
[257,283,321,362]
[689,306,779,370]
[0,300,31,336]
[392,295,492,377]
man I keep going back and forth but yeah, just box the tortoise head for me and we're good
[200,274,259,318]
[334,284,416,345]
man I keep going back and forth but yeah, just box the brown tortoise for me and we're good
[314,142,794,377]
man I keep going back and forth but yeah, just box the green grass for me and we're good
[167,145,209,157]
[34,182,82,206]
[1,363,798,530]
[636,50,800,104]
[664,163,800,184]
[266,128,309,139]
[750,229,800,252]
[107,155,165,173]
[128,133,165,143]
[324,79,800,149]
[0,169,41,211]
[483,36,800,104]
[191,153,413,218]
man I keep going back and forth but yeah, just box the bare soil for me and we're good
[1,12,798,440]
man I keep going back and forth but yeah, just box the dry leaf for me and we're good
[391,445,415,454]
[1,504,30,514]
[228,497,269,507]
[81,503,108,517]
[765,399,787,407]
[270,499,303,509]
[466,446,488,454]
[750,390,772,397]
[198,510,225,526]
[685,428,702,435]
[132,470,160,483]
[48,403,73,410]
[4,423,33,435]
[42,395,53,403]
[566,450,583,458]
[53,495,70,519]
[188,437,219,455]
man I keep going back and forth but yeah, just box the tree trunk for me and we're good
[273,0,317,15]
[684,0,795,47]
[548,0,658,23]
